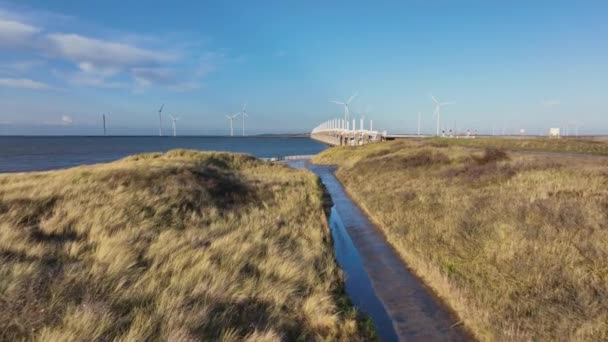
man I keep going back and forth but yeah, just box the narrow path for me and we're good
[307,164,469,342]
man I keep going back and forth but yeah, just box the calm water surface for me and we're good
[292,161,469,342]
[0,136,326,173]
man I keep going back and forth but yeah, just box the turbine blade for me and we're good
[159,104,164,112]
[331,100,345,105]
[430,95,438,104]
[347,91,358,104]
[441,101,455,106]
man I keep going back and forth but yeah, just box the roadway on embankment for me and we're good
[310,133,341,146]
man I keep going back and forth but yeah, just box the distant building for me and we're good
[549,128,560,137]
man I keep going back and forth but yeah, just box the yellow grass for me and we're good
[313,140,608,341]
[0,150,373,341]
[427,136,608,156]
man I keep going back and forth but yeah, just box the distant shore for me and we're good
[0,134,312,138]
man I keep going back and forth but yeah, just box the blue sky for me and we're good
[0,1,607,135]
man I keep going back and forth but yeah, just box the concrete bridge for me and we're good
[310,118,387,146]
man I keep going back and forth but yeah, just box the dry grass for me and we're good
[0,150,373,341]
[313,140,608,341]
[427,136,608,156]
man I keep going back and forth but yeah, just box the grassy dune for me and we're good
[0,150,373,341]
[313,140,608,341]
[427,136,608,156]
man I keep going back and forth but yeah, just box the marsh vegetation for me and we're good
[0,150,372,341]
[313,139,608,341]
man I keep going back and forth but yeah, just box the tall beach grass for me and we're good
[313,139,608,341]
[0,150,373,341]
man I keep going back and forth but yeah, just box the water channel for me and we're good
[288,160,469,341]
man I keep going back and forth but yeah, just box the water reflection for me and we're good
[329,206,399,342]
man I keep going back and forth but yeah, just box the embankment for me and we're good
[312,139,608,341]
[0,150,373,341]
[311,133,341,146]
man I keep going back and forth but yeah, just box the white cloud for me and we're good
[541,99,560,107]
[61,115,73,125]
[168,81,200,92]
[131,67,175,86]
[0,60,44,75]
[0,7,224,93]
[77,62,120,77]
[61,71,128,89]
[0,18,40,46]
[0,77,51,89]
[46,33,174,68]
[131,67,201,92]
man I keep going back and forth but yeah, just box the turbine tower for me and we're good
[241,102,249,136]
[170,115,179,137]
[158,104,164,136]
[430,95,454,136]
[332,92,358,129]
[102,114,106,136]
[355,105,372,131]
[226,113,240,136]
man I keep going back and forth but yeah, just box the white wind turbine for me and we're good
[170,115,179,137]
[240,102,249,136]
[158,104,164,136]
[354,105,372,131]
[226,113,240,137]
[332,92,358,130]
[102,114,107,136]
[430,95,454,136]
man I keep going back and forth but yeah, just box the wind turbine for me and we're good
[226,113,240,136]
[240,102,249,136]
[102,114,107,136]
[355,105,372,131]
[332,92,358,129]
[430,95,454,136]
[170,115,179,137]
[158,104,164,136]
